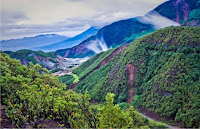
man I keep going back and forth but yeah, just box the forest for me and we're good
[74,26,200,128]
[1,26,200,128]
[0,52,167,128]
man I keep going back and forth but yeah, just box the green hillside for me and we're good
[9,49,57,59]
[73,48,116,79]
[74,26,200,128]
[0,52,167,128]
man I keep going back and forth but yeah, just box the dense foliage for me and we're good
[58,74,75,85]
[8,49,57,59]
[58,74,79,85]
[0,53,167,128]
[75,26,200,127]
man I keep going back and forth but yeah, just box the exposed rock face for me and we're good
[155,0,200,25]
[63,43,93,58]
[6,50,88,72]
[15,53,58,70]
[172,0,190,23]
[34,56,56,69]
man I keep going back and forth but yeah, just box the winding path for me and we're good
[139,112,180,129]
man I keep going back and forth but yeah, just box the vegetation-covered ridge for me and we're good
[75,26,200,128]
[0,52,168,128]
[3,49,59,70]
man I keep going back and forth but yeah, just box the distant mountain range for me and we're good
[33,27,99,51]
[56,0,200,58]
[1,34,69,51]
[1,27,99,52]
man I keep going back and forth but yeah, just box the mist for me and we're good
[137,11,180,29]
[87,37,109,54]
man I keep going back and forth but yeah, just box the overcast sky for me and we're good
[1,0,167,40]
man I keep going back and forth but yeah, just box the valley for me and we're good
[1,0,200,128]
[66,26,200,128]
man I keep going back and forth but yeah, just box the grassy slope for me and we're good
[58,74,79,85]
[73,48,117,79]
[75,26,200,128]
[71,74,79,83]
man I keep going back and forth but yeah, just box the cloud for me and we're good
[87,37,109,54]
[1,23,90,40]
[1,10,28,26]
[1,0,168,40]
[137,11,180,29]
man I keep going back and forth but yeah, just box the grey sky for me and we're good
[1,0,167,40]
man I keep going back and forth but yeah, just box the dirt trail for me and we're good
[138,107,183,129]
[139,112,180,129]
[126,64,136,104]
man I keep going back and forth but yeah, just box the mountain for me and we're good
[56,0,200,58]
[56,19,155,58]
[153,0,200,26]
[34,27,100,52]
[1,34,69,51]
[71,26,200,128]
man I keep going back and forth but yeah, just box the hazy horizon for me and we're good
[1,0,167,40]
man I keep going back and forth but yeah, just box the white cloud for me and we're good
[1,0,168,40]
[87,38,109,54]
[137,11,180,29]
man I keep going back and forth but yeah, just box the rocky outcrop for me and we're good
[154,0,200,25]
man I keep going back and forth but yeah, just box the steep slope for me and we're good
[154,0,200,25]
[184,9,200,26]
[56,19,154,58]
[35,27,99,52]
[1,34,69,51]
[74,26,200,128]
[56,0,199,59]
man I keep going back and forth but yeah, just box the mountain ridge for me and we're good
[1,34,69,51]
[72,26,200,128]
[56,0,200,58]
[34,27,100,52]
